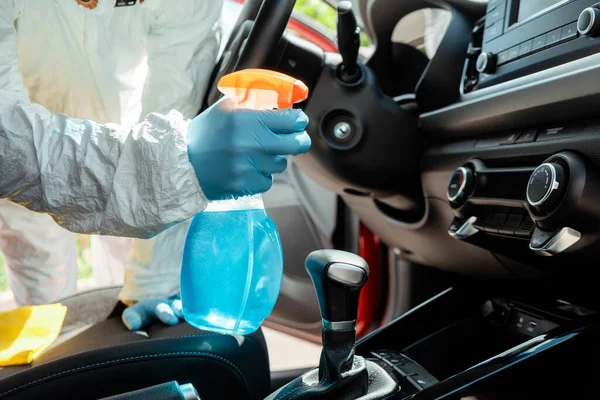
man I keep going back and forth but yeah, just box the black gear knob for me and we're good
[305,249,369,332]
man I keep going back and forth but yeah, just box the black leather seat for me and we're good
[0,289,271,400]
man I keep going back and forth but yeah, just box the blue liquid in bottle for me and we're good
[181,197,283,335]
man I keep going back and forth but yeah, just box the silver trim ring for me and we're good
[476,52,489,73]
[578,8,596,36]
[527,163,558,207]
[447,167,469,202]
[323,319,356,331]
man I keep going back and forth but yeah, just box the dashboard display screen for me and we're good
[516,0,564,23]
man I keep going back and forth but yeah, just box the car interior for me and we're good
[2,0,600,398]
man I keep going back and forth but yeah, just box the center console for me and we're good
[355,280,600,399]
[445,149,600,255]
[437,121,600,270]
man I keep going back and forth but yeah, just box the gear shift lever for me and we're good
[305,250,369,383]
[266,250,397,399]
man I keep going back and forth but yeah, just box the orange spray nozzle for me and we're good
[217,69,309,110]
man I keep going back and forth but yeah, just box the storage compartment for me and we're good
[402,314,523,380]
[355,281,595,398]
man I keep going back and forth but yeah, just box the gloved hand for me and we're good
[187,98,311,201]
[122,296,183,331]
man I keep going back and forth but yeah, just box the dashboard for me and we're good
[286,0,600,279]
[420,0,600,276]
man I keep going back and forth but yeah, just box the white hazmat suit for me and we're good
[0,0,222,305]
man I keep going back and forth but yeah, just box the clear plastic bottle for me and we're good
[181,196,283,334]
[180,69,309,335]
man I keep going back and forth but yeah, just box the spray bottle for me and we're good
[181,69,309,335]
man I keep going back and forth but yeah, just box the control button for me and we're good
[475,136,503,148]
[497,50,509,65]
[515,218,535,237]
[561,22,579,41]
[484,20,504,43]
[531,227,582,256]
[449,218,465,234]
[519,40,533,57]
[526,163,566,212]
[546,28,562,46]
[507,45,520,61]
[500,214,524,235]
[530,228,559,249]
[515,129,538,143]
[474,213,493,231]
[485,213,507,233]
[447,166,474,204]
[500,132,519,145]
[578,7,600,37]
[449,216,479,239]
[536,126,574,141]
[486,2,506,26]
[487,0,505,12]
[532,34,547,51]
[476,52,497,74]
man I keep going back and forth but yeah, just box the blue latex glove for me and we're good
[122,297,183,331]
[187,98,311,201]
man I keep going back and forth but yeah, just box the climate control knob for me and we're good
[578,6,600,37]
[447,166,475,205]
[526,163,566,212]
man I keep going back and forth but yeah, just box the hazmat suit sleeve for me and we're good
[119,0,222,303]
[0,0,208,239]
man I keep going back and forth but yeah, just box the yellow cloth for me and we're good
[0,304,67,367]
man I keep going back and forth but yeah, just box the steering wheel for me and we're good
[205,0,296,106]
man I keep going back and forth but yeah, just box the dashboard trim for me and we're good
[420,51,600,136]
